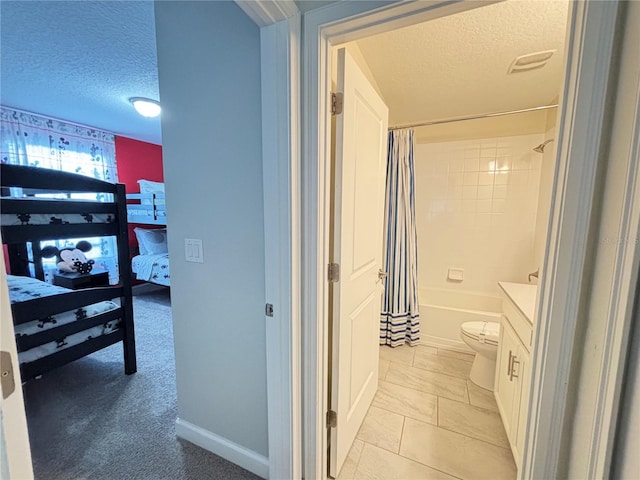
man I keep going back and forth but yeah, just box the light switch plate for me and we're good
[185,238,204,263]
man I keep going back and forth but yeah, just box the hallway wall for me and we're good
[154,0,268,467]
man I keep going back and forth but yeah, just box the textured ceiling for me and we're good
[355,0,570,128]
[0,1,161,145]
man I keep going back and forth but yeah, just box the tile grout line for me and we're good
[350,439,366,478]
[434,421,512,451]
[381,377,468,403]
[393,359,475,382]
[398,415,406,455]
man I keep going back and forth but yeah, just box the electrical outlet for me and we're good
[185,238,204,263]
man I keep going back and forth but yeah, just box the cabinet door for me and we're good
[514,344,531,459]
[495,319,520,439]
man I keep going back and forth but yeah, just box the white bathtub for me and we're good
[419,288,502,352]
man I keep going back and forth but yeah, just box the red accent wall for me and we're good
[114,136,164,256]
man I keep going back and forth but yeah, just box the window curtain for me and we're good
[380,129,421,347]
[0,106,119,283]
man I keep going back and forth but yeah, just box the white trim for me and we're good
[300,1,628,479]
[582,5,640,476]
[420,336,474,354]
[523,2,621,479]
[175,418,269,479]
[235,0,299,27]
[301,2,501,479]
[260,14,302,480]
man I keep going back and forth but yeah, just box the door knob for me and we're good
[378,269,388,281]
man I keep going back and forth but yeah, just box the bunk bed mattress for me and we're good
[126,207,166,220]
[132,253,170,286]
[7,275,121,364]
[1,211,115,226]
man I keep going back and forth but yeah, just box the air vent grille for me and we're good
[508,50,556,74]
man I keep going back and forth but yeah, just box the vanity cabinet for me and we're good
[495,282,535,470]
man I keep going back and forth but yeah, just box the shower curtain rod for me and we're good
[388,104,559,131]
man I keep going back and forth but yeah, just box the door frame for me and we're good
[296,1,629,479]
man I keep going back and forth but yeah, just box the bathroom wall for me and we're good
[414,132,544,297]
[533,108,559,276]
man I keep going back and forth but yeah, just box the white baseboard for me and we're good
[420,335,474,354]
[175,418,269,479]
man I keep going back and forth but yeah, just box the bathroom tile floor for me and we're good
[338,345,516,480]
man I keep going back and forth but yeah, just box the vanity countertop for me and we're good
[498,282,537,324]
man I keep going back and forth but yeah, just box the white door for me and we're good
[329,47,389,478]
[0,244,34,479]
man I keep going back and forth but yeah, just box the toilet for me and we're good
[460,321,500,390]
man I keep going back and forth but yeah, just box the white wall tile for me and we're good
[463,172,479,185]
[415,133,543,296]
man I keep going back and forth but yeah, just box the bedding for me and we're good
[132,253,170,286]
[7,275,121,364]
[138,180,165,205]
[133,227,168,255]
[127,207,166,219]
[1,211,115,226]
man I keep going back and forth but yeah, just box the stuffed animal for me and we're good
[42,241,95,274]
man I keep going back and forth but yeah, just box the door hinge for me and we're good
[331,92,343,115]
[1,351,16,400]
[265,303,274,317]
[326,409,337,428]
[328,263,340,282]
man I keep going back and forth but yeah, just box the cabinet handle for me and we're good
[507,350,513,377]
[510,356,520,381]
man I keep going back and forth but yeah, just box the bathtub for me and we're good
[418,288,502,352]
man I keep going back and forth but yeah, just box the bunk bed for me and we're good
[1,164,136,381]
[126,180,170,287]
[126,192,166,225]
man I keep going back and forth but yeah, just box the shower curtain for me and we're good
[380,129,420,347]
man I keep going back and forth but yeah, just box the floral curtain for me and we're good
[1,106,119,283]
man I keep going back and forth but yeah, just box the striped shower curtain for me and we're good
[380,129,420,347]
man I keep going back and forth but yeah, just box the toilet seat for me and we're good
[461,321,500,346]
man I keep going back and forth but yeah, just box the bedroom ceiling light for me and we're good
[129,97,161,118]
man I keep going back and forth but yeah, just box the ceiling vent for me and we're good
[507,50,556,74]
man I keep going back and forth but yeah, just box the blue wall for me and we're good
[155,0,267,457]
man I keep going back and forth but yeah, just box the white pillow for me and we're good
[134,227,168,255]
[137,179,164,194]
[137,180,164,205]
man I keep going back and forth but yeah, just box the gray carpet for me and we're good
[22,287,261,480]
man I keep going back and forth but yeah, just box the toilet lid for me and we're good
[461,321,500,345]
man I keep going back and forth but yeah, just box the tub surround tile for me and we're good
[354,443,458,480]
[379,345,416,366]
[356,406,404,453]
[338,439,364,480]
[379,359,390,380]
[373,380,438,425]
[385,362,468,402]
[400,418,516,480]
[467,380,499,412]
[438,398,510,448]
[413,348,473,379]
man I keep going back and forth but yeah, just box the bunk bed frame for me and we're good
[1,164,136,381]
[126,193,166,225]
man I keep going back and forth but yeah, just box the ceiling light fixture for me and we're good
[129,97,161,118]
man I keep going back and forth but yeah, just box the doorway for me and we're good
[299,1,622,479]
[327,2,568,476]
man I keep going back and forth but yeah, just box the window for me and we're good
[1,106,120,283]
